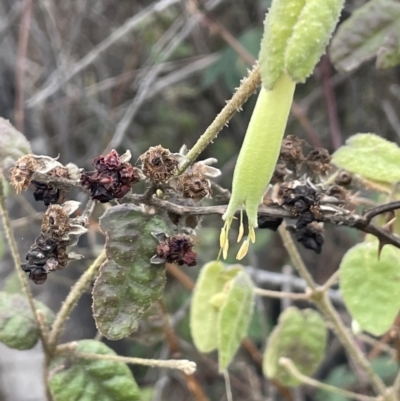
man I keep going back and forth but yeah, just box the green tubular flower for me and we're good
[221,0,345,260]
[221,73,296,260]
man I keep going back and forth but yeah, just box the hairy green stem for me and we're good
[178,64,261,174]
[279,357,378,401]
[56,345,196,374]
[47,249,106,350]
[0,176,48,347]
[278,221,387,396]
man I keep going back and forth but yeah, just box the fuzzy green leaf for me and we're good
[49,340,140,401]
[263,307,327,387]
[218,271,254,372]
[330,0,400,72]
[332,133,400,184]
[0,292,54,350]
[190,261,242,353]
[0,118,31,179]
[92,205,169,340]
[340,241,400,335]
[376,31,400,69]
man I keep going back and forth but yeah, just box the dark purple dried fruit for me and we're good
[155,235,197,267]
[296,212,315,230]
[295,222,324,254]
[280,183,319,214]
[257,214,283,231]
[32,181,60,206]
[81,150,141,202]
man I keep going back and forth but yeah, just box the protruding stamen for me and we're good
[236,239,250,260]
[237,210,244,243]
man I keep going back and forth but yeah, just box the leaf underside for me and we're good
[330,0,400,72]
[92,205,169,340]
[263,307,327,387]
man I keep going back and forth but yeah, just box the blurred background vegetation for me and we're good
[0,0,399,400]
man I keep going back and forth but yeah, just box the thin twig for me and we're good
[56,346,196,374]
[279,358,378,401]
[253,287,309,300]
[320,270,340,292]
[47,249,106,350]
[14,0,33,131]
[277,220,388,396]
[278,221,316,290]
[178,63,261,173]
[26,0,184,108]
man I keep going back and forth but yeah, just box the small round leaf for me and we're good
[0,292,54,350]
[340,241,400,335]
[49,340,140,401]
[190,261,242,353]
[263,307,327,387]
[218,271,254,372]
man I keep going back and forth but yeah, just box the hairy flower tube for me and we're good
[221,74,296,260]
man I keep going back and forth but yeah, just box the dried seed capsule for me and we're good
[306,148,331,175]
[335,169,352,187]
[139,145,179,183]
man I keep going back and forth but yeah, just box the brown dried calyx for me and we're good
[151,233,197,267]
[11,154,79,194]
[139,145,179,183]
[81,149,141,203]
[306,148,331,175]
[280,135,305,164]
[172,150,221,200]
[22,201,87,284]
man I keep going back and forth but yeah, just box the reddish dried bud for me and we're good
[176,171,211,200]
[81,150,140,202]
[11,155,38,192]
[93,149,121,171]
[140,145,179,183]
[306,148,331,175]
[155,235,197,267]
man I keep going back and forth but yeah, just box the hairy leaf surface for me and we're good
[190,261,242,353]
[330,0,400,72]
[0,292,54,350]
[218,271,254,372]
[263,307,327,387]
[332,133,400,184]
[340,241,400,335]
[49,340,140,401]
[92,205,169,340]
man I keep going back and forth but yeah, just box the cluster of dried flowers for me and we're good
[261,136,352,254]
[21,201,87,284]
[11,146,222,283]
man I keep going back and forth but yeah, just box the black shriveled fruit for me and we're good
[295,223,324,254]
[257,214,283,231]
